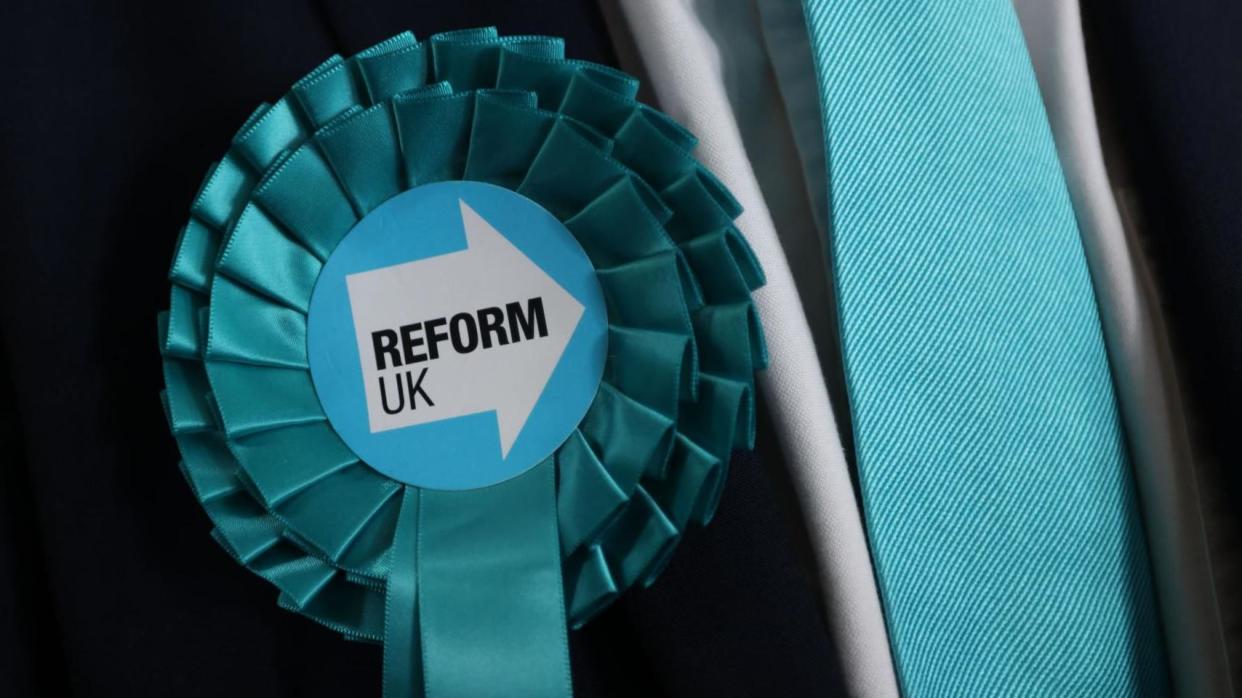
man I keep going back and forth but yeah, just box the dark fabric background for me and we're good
[0,1,843,696]
[1081,0,1242,684]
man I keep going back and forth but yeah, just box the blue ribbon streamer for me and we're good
[159,27,769,696]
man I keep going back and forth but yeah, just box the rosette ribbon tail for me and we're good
[384,461,570,697]
[160,27,768,698]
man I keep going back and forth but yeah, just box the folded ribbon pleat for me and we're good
[355,33,426,104]
[160,27,768,696]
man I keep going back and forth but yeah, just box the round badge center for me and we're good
[307,181,608,490]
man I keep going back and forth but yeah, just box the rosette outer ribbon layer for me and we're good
[158,28,767,697]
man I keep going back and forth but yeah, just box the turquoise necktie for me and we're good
[801,1,1169,694]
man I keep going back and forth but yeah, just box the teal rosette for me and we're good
[158,27,767,696]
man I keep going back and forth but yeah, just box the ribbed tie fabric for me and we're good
[801,1,1169,695]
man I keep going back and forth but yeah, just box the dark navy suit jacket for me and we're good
[0,1,842,695]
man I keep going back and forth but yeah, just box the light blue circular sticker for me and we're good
[307,181,608,490]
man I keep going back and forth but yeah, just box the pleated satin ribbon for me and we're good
[158,27,767,696]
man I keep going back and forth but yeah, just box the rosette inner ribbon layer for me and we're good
[158,27,767,697]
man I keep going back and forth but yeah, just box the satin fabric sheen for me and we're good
[3,2,836,696]
[159,26,766,698]
[412,462,570,697]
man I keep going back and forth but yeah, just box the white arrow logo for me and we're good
[344,200,585,457]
